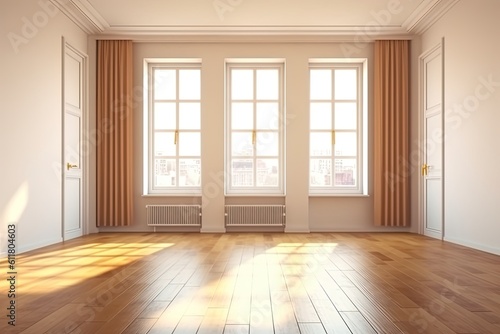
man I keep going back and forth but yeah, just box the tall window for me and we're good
[146,61,201,194]
[309,60,367,195]
[226,61,285,195]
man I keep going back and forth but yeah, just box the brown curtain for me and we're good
[373,40,410,227]
[97,40,134,227]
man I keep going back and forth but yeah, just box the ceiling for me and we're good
[51,0,459,38]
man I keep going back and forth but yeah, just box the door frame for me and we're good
[62,37,89,240]
[418,39,445,239]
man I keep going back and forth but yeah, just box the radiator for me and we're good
[146,205,201,227]
[225,205,285,227]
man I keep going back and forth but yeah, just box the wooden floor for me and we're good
[1,233,500,334]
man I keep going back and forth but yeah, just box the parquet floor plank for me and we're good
[0,232,499,334]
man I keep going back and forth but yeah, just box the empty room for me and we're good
[1,0,500,333]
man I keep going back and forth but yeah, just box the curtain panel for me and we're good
[96,40,134,227]
[373,40,410,227]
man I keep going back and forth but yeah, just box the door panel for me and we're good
[65,54,81,108]
[63,41,86,241]
[425,57,441,109]
[64,113,81,168]
[425,114,443,176]
[426,178,442,232]
[64,178,81,232]
[421,42,444,240]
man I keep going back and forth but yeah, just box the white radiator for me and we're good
[225,205,286,227]
[146,205,201,227]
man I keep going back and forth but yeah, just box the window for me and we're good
[309,60,367,195]
[145,61,201,195]
[225,60,285,195]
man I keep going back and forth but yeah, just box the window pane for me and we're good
[179,103,200,130]
[232,69,253,100]
[256,69,279,100]
[226,63,283,194]
[154,69,176,100]
[256,103,279,130]
[232,159,253,187]
[334,159,356,186]
[310,159,332,187]
[256,132,279,156]
[335,69,357,100]
[178,132,200,156]
[335,103,357,130]
[232,132,253,156]
[154,103,176,130]
[179,159,201,187]
[257,159,279,187]
[310,132,332,156]
[310,103,332,130]
[335,132,357,156]
[179,69,200,100]
[155,132,176,156]
[154,159,176,187]
[232,103,253,130]
[310,69,332,100]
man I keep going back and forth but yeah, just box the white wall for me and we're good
[97,40,414,233]
[0,0,88,255]
[421,0,500,254]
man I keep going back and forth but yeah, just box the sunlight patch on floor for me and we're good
[16,242,175,293]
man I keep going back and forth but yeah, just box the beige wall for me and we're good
[0,0,88,254]
[98,40,415,233]
[421,0,500,254]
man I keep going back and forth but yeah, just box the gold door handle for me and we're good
[67,163,78,170]
[421,164,428,176]
[174,130,179,145]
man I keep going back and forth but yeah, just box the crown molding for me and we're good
[403,0,459,34]
[99,24,409,38]
[50,0,109,34]
[91,33,414,44]
[53,0,459,38]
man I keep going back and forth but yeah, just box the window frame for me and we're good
[309,59,368,196]
[144,59,202,196]
[225,60,286,196]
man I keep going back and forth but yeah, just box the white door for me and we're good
[421,42,444,240]
[63,41,86,240]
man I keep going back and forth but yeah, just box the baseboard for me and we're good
[200,228,226,233]
[98,227,201,233]
[444,236,500,256]
[2,237,64,257]
[285,228,311,233]
[226,226,285,233]
[95,228,411,234]
[309,227,412,233]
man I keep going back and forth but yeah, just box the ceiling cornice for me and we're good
[91,34,414,45]
[51,0,108,34]
[101,25,410,37]
[53,0,460,39]
[402,0,460,34]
